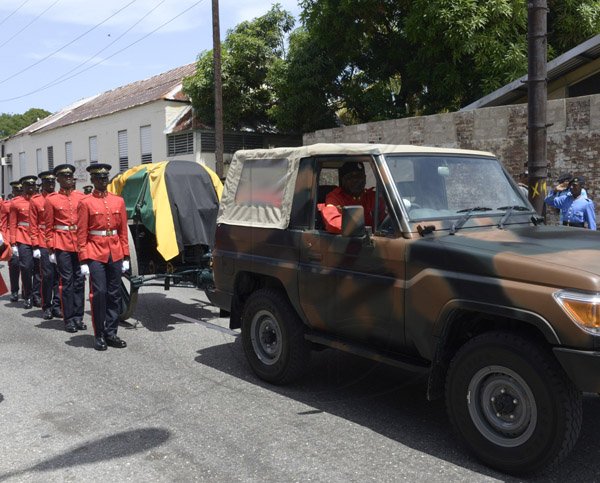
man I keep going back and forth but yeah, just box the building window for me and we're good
[118,130,128,172]
[17,151,27,179]
[140,125,152,164]
[65,141,73,163]
[89,136,98,164]
[47,146,54,170]
[36,148,43,173]
[167,131,193,156]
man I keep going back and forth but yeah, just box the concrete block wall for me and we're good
[304,94,600,224]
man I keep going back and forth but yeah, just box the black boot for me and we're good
[65,321,77,333]
[23,298,32,309]
[105,335,127,348]
[9,292,18,302]
[43,308,53,320]
[94,336,107,351]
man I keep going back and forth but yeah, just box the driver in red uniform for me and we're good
[319,162,382,234]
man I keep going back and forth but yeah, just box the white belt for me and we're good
[39,224,46,229]
[89,229,118,236]
[54,224,77,231]
[18,222,29,227]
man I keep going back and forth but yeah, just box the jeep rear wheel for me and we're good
[446,331,582,475]
[241,289,310,385]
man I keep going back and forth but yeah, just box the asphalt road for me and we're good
[1,264,599,482]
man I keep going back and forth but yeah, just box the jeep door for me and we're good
[298,157,407,352]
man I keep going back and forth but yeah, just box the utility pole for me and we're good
[527,0,548,216]
[212,0,224,178]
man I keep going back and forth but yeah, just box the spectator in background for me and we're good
[545,175,596,229]
[517,170,528,198]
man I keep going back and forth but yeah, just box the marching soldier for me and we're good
[9,175,38,308]
[30,171,62,320]
[44,164,86,332]
[1,181,23,301]
[77,164,130,351]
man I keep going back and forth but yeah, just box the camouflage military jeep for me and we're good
[209,143,600,474]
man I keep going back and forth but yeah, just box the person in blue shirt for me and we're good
[545,176,596,229]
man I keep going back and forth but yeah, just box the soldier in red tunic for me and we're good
[9,175,38,308]
[1,181,23,301]
[30,171,62,320]
[77,164,130,351]
[44,164,86,333]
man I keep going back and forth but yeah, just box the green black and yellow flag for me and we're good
[109,161,223,261]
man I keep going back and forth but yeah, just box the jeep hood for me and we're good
[434,225,600,291]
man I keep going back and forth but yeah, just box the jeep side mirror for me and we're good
[341,205,366,238]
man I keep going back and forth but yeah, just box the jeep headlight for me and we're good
[554,290,600,334]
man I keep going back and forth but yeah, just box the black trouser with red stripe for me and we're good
[33,257,41,303]
[89,257,122,338]
[8,251,20,295]
[55,250,85,324]
[39,248,61,311]
[17,243,34,301]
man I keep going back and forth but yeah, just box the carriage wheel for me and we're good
[119,225,139,322]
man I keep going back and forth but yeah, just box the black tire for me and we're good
[445,331,582,475]
[241,289,310,385]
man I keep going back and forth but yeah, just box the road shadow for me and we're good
[34,319,65,331]
[65,334,96,349]
[0,427,170,481]
[194,338,600,482]
[0,393,3,404]
[133,292,219,332]
[21,309,45,320]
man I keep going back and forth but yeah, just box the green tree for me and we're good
[0,108,51,137]
[281,0,600,129]
[183,4,294,131]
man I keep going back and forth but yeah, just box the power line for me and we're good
[36,0,167,90]
[0,0,61,50]
[0,0,31,29]
[0,0,206,103]
[0,0,138,86]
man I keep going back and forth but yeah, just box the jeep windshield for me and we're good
[384,154,533,222]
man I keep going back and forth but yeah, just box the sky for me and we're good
[0,0,302,115]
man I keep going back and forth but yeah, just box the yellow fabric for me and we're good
[108,164,148,195]
[199,163,224,200]
[147,161,179,261]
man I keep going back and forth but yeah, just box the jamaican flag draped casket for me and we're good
[108,161,223,261]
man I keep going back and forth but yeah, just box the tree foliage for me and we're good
[0,108,51,137]
[183,4,294,131]
[185,1,600,134]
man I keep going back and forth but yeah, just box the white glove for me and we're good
[122,260,130,273]
[80,264,90,277]
[12,246,19,257]
[49,253,57,264]
[0,233,4,245]
[33,249,41,259]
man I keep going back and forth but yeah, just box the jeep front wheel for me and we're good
[241,289,310,385]
[446,331,582,475]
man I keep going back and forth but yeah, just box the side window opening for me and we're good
[314,157,392,235]
[289,158,315,229]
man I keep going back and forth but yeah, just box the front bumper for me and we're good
[554,347,600,393]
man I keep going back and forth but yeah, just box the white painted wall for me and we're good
[2,100,189,194]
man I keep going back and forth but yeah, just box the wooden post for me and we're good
[212,0,224,178]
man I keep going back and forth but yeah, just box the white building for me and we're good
[0,64,202,194]
[0,63,301,196]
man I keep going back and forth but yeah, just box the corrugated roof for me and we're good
[462,34,600,110]
[19,63,196,135]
